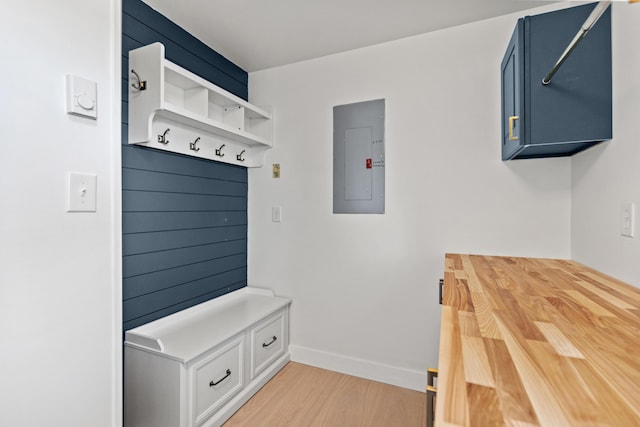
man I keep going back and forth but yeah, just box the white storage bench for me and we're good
[124,287,291,427]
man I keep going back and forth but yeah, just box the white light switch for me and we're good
[621,202,635,238]
[67,173,97,212]
[272,206,282,222]
[66,75,97,119]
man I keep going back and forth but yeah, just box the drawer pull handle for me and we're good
[508,115,520,141]
[209,369,231,387]
[262,336,278,348]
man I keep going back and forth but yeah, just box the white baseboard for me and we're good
[289,344,427,393]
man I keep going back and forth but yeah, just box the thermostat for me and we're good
[66,75,97,119]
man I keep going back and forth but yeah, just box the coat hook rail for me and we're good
[542,1,610,85]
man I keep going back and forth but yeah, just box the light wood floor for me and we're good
[224,362,426,427]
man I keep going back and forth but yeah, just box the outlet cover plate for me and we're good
[621,202,635,237]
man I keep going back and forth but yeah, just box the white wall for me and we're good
[572,3,640,287]
[248,5,571,390]
[0,1,121,426]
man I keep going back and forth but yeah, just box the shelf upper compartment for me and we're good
[128,42,272,167]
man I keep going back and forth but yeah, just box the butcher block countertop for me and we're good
[436,254,640,427]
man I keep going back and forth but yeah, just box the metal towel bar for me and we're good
[542,1,610,85]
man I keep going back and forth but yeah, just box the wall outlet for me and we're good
[621,202,635,238]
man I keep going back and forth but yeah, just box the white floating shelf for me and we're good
[128,42,273,168]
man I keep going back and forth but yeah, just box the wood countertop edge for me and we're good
[436,253,640,427]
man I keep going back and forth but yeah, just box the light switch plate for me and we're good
[66,75,97,119]
[67,172,97,212]
[272,206,282,222]
[621,202,635,237]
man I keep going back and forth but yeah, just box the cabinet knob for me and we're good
[508,116,520,141]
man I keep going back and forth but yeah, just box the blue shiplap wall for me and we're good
[122,0,249,331]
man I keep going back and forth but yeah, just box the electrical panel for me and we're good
[333,99,385,214]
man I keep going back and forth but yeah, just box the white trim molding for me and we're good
[289,344,427,393]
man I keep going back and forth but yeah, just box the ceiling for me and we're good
[142,0,557,72]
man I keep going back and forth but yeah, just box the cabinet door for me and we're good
[501,20,525,160]
[190,336,244,426]
[526,3,612,149]
[249,309,287,379]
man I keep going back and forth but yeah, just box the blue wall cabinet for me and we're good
[501,3,612,160]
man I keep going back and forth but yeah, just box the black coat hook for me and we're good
[236,150,246,162]
[189,137,201,152]
[131,69,146,91]
[215,144,225,157]
[158,128,170,144]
